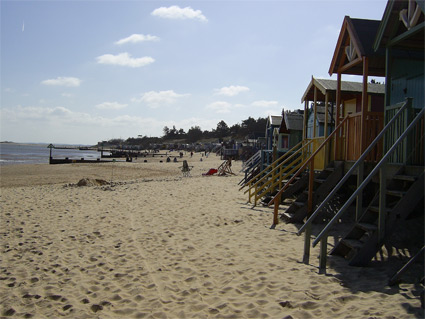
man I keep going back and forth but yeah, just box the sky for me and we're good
[1,0,388,145]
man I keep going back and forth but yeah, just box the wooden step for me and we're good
[293,201,305,207]
[393,174,417,182]
[342,238,363,250]
[368,205,391,213]
[386,190,406,197]
[356,223,378,232]
[369,205,379,213]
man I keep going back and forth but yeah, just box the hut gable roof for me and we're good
[374,0,424,51]
[329,16,385,76]
[308,106,334,124]
[267,115,282,127]
[302,77,385,102]
[279,110,304,133]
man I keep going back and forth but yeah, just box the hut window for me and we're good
[281,135,289,148]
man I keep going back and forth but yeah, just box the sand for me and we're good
[0,152,423,318]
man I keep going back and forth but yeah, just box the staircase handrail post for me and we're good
[307,159,315,215]
[312,104,423,248]
[319,233,328,274]
[356,162,364,222]
[378,165,387,244]
[273,193,281,225]
[303,223,312,264]
[298,98,412,236]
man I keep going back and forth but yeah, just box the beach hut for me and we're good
[373,0,424,166]
[277,109,304,153]
[328,16,387,162]
[265,115,283,151]
[301,77,385,169]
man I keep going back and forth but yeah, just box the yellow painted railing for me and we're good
[244,140,312,206]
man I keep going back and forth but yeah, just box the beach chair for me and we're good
[181,160,193,177]
[217,159,235,176]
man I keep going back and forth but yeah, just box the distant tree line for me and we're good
[100,116,267,147]
[162,117,267,142]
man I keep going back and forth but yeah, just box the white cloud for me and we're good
[95,102,128,110]
[62,93,74,98]
[41,77,81,87]
[151,5,208,22]
[215,85,250,96]
[132,90,190,108]
[251,100,279,108]
[206,101,232,114]
[115,34,159,45]
[96,52,154,68]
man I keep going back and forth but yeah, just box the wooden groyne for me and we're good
[49,157,118,164]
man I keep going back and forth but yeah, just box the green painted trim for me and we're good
[387,21,425,47]
[373,1,394,51]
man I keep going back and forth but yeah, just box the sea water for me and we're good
[0,143,101,166]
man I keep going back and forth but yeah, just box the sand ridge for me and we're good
[1,154,423,318]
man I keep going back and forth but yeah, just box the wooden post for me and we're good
[324,92,329,165]
[303,100,308,160]
[273,194,281,226]
[361,56,369,153]
[319,234,328,274]
[356,162,364,222]
[378,165,387,243]
[335,72,342,160]
[313,86,318,139]
[303,100,308,140]
[303,223,312,264]
[308,159,315,215]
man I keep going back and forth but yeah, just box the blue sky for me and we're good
[1,0,387,144]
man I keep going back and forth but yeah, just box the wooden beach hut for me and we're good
[373,0,424,166]
[301,77,385,169]
[328,16,387,162]
[277,109,304,154]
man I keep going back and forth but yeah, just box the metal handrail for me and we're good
[312,104,423,247]
[267,115,349,207]
[242,150,261,171]
[298,98,412,236]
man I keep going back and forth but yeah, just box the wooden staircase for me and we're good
[297,99,425,273]
[281,161,344,223]
[261,172,309,206]
[240,140,310,206]
[330,168,424,266]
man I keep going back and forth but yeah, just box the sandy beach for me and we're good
[1,153,423,318]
